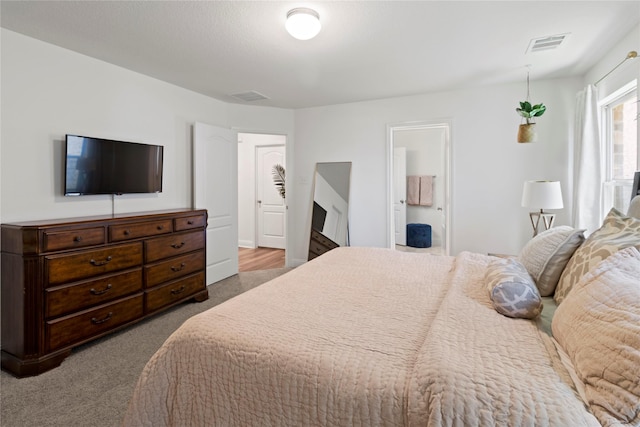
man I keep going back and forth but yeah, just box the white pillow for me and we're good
[518,226,585,297]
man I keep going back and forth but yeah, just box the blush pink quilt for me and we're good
[123,247,598,426]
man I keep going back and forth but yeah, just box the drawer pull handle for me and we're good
[187,220,194,225]
[74,236,83,243]
[90,284,112,295]
[171,262,186,272]
[123,230,130,236]
[91,312,113,325]
[157,225,164,230]
[90,256,112,266]
[171,242,185,249]
[171,285,186,295]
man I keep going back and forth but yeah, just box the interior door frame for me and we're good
[255,143,286,249]
[236,129,290,267]
[386,119,452,254]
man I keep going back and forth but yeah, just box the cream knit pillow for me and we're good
[552,247,640,426]
[518,226,585,297]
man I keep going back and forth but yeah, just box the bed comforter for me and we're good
[122,247,599,426]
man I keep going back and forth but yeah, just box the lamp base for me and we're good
[529,211,555,237]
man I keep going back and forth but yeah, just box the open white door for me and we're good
[256,145,286,249]
[193,122,238,284]
[393,147,407,246]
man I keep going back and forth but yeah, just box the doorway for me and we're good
[388,121,451,255]
[237,133,287,270]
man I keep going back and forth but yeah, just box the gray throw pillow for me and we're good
[485,257,542,319]
[518,226,585,297]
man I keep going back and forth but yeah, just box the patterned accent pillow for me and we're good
[555,208,640,304]
[552,247,640,426]
[628,196,640,218]
[485,257,542,319]
[518,226,585,297]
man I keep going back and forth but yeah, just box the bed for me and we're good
[123,203,640,427]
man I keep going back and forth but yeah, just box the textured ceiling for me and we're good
[2,1,639,109]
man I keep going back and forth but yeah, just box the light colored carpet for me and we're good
[0,268,292,427]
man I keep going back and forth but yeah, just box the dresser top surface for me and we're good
[1,208,206,228]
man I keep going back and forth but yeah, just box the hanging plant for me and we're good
[516,101,546,124]
[516,69,546,143]
[272,164,286,199]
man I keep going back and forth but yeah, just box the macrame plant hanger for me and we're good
[517,67,538,143]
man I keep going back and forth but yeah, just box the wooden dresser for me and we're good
[1,209,208,377]
[308,229,339,260]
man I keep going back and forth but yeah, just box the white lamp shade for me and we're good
[286,8,321,40]
[522,180,564,209]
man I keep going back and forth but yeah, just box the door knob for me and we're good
[400,200,405,204]
[257,200,262,206]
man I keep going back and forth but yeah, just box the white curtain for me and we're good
[572,85,602,234]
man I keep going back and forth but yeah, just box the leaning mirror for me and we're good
[308,162,352,260]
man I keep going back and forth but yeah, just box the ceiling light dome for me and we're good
[286,8,321,40]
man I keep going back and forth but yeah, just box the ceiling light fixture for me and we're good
[286,8,321,40]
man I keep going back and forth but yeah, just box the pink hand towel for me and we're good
[407,176,420,205]
[419,175,433,206]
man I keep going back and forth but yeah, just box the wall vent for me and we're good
[526,33,569,53]
[229,90,269,102]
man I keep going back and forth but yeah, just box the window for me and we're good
[601,80,638,215]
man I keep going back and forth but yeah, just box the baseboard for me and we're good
[238,240,256,248]
[290,258,308,267]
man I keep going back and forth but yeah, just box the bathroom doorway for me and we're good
[388,120,451,255]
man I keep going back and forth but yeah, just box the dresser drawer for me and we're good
[46,242,143,285]
[144,251,205,287]
[145,231,205,263]
[45,269,143,318]
[109,219,172,242]
[174,214,206,231]
[311,229,339,249]
[42,227,105,252]
[46,294,143,352]
[145,272,206,313]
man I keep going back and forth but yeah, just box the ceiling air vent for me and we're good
[229,90,269,102]
[526,33,569,53]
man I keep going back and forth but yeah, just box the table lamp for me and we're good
[522,180,563,236]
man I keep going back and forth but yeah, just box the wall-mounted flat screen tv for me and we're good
[64,134,164,196]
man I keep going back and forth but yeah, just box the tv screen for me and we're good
[64,134,163,196]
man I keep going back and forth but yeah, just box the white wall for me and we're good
[583,24,640,176]
[4,25,635,267]
[584,25,639,101]
[0,29,294,229]
[293,77,581,261]
[237,132,286,248]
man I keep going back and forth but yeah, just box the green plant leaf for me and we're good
[531,104,546,117]
[516,101,545,119]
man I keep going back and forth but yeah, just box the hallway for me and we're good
[238,247,285,272]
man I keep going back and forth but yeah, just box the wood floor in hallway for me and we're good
[238,247,285,272]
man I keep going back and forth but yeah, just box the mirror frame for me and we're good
[308,162,352,260]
